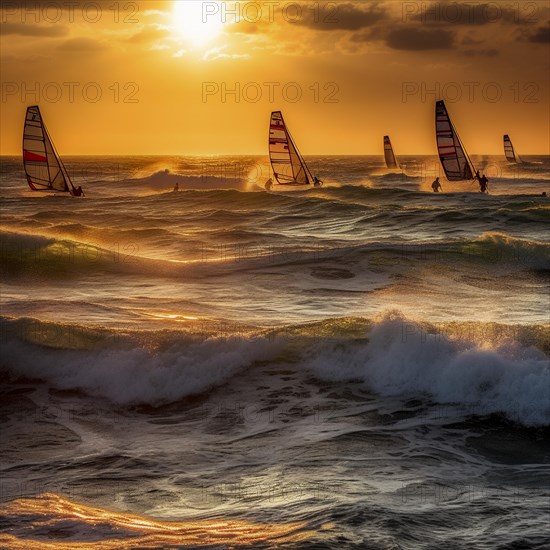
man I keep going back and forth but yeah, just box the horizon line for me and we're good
[1,153,549,157]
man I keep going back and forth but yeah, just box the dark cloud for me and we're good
[527,22,550,43]
[1,0,162,8]
[295,2,388,31]
[406,2,534,26]
[57,37,105,51]
[514,19,550,43]
[461,34,484,46]
[0,21,68,36]
[386,28,454,50]
[0,0,161,24]
[349,26,384,43]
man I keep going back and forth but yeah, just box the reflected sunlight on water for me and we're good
[0,493,312,548]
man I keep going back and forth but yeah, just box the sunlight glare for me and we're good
[172,1,223,47]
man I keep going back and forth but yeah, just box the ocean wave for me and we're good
[1,317,284,406]
[122,169,246,192]
[2,314,549,426]
[467,232,550,267]
[304,311,550,427]
[1,228,548,282]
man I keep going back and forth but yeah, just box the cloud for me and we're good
[461,33,484,45]
[228,19,268,35]
[386,28,455,50]
[0,0,160,8]
[514,20,550,43]
[127,26,168,44]
[295,2,388,31]
[0,22,68,36]
[202,45,250,61]
[57,37,105,51]
[527,22,550,43]
[406,2,533,26]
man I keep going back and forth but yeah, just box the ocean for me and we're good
[1,155,549,549]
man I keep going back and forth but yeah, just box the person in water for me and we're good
[173,182,179,192]
[479,174,489,193]
[265,178,273,191]
[313,176,323,187]
[431,177,442,193]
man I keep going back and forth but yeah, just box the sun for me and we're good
[172,1,224,47]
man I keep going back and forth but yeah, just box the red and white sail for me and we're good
[23,105,74,192]
[268,111,313,185]
[435,100,475,181]
[383,135,398,169]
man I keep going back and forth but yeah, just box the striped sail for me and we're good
[503,134,518,162]
[435,100,475,181]
[23,105,72,192]
[268,111,312,185]
[383,135,398,169]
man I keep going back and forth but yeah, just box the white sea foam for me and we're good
[305,312,550,426]
[2,330,283,406]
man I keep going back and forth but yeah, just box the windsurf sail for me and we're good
[503,134,520,163]
[23,105,77,193]
[268,111,313,185]
[435,100,476,181]
[383,135,398,169]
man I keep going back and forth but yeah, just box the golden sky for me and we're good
[1,0,549,155]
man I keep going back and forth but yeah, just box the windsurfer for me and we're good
[72,186,84,197]
[265,178,273,191]
[313,176,322,187]
[431,177,442,192]
[479,174,489,193]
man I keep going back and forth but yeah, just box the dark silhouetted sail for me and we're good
[383,136,398,169]
[503,134,520,163]
[23,105,75,193]
[435,100,475,181]
[268,111,313,185]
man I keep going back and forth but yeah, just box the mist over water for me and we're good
[1,155,549,549]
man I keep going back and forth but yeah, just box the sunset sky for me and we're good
[1,0,549,155]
